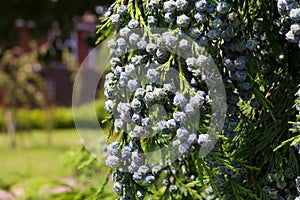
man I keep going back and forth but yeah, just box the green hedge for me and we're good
[0,99,107,131]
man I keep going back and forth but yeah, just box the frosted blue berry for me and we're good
[190,95,204,107]
[131,99,142,112]
[145,175,155,185]
[176,0,189,11]
[121,146,132,159]
[132,56,144,66]
[162,178,170,186]
[216,1,230,14]
[129,33,140,45]
[146,43,157,54]
[132,113,142,124]
[114,66,123,77]
[105,99,115,114]
[111,171,123,182]
[127,79,139,92]
[177,14,190,27]
[289,8,300,21]
[178,142,189,154]
[108,39,118,49]
[153,88,167,100]
[223,58,235,71]
[234,56,248,70]
[234,70,247,82]
[148,16,157,26]
[176,126,189,138]
[296,176,300,186]
[284,167,295,179]
[194,12,207,24]
[178,39,190,50]
[118,72,128,88]
[167,119,177,130]
[235,40,247,52]
[137,40,147,50]
[106,155,119,168]
[188,133,197,144]
[132,152,144,164]
[141,117,152,127]
[222,27,235,41]
[212,18,224,30]
[262,185,271,191]
[156,48,168,60]
[138,165,150,175]
[147,0,159,12]
[163,83,176,94]
[111,14,123,25]
[268,188,278,199]
[104,7,112,18]
[169,185,178,193]
[119,27,131,39]
[185,103,196,115]
[133,172,143,182]
[125,64,136,77]
[128,138,139,150]
[197,36,208,46]
[136,190,145,199]
[164,0,177,13]
[152,165,162,175]
[135,88,145,99]
[157,120,168,133]
[207,30,219,40]
[113,182,123,196]
[114,118,124,132]
[117,102,132,116]
[114,48,126,57]
[291,23,300,35]
[162,31,178,47]
[130,125,146,137]
[246,39,258,51]
[173,93,188,108]
[198,134,210,145]
[164,12,175,23]
[277,0,288,15]
[110,57,121,68]
[228,92,239,104]
[186,57,198,69]
[276,180,287,190]
[145,84,154,92]
[128,19,139,29]
[189,27,201,39]
[117,5,128,15]
[195,0,207,12]
[206,4,215,13]
[286,30,299,43]
[117,37,127,49]
[147,68,160,82]
[111,142,120,150]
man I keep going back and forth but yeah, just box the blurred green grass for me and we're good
[0,129,117,199]
[0,129,81,186]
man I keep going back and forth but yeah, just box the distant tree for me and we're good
[0,44,46,148]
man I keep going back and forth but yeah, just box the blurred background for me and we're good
[0,0,115,199]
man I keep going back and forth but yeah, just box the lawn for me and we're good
[0,129,117,199]
[0,129,81,186]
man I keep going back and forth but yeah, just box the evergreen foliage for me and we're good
[92,0,300,199]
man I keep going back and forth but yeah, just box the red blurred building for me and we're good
[14,13,98,106]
